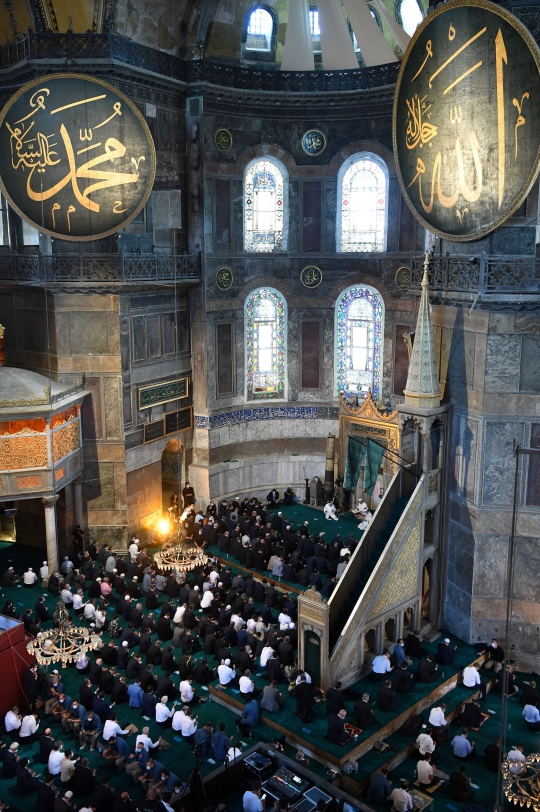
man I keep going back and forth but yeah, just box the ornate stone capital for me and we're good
[42,495,59,508]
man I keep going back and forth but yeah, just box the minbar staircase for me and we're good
[331,496,410,649]
[327,466,418,652]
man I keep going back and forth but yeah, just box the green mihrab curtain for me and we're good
[363,438,385,495]
[344,436,385,494]
[344,436,366,491]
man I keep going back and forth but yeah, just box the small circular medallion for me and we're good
[395,266,411,289]
[214,128,233,151]
[301,129,327,156]
[216,267,233,291]
[300,265,323,289]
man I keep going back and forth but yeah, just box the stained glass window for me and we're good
[244,159,285,252]
[339,155,388,252]
[245,288,286,400]
[335,285,384,400]
[246,8,273,51]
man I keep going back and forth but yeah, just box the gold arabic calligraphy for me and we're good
[405,21,530,220]
[5,87,145,233]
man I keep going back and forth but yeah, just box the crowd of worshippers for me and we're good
[362,636,530,809]
[0,498,534,812]
[170,490,359,596]
[0,522,345,812]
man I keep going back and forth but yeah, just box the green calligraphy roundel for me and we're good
[0,73,156,241]
[393,0,540,241]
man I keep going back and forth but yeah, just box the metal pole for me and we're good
[495,442,521,811]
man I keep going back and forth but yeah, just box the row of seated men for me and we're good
[181,492,357,592]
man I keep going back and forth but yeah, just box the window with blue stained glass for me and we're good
[245,288,286,400]
[335,285,384,400]
[339,155,388,252]
[244,159,285,252]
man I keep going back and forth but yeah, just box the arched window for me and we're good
[338,154,388,252]
[244,158,286,252]
[246,7,274,51]
[310,7,321,52]
[398,0,423,36]
[335,285,384,400]
[245,288,286,400]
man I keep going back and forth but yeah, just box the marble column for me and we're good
[73,478,84,531]
[42,495,59,572]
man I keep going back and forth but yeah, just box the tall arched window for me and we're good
[397,0,423,36]
[335,285,384,400]
[245,288,286,400]
[246,7,274,51]
[244,158,286,252]
[338,154,388,252]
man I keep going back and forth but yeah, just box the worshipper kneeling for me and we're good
[325,709,349,745]
[235,698,260,737]
[324,501,338,521]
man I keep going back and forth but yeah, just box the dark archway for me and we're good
[304,630,321,688]
[161,439,183,513]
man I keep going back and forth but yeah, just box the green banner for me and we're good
[363,439,385,495]
[344,436,366,492]
[138,377,188,409]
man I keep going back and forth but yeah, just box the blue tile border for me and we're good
[194,405,339,430]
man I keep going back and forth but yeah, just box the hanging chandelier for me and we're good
[26,601,101,667]
[154,540,208,573]
[503,753,540,809]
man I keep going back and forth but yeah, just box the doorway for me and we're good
[161,439,183,513]
[304,630,321,688]
[422,559,432,621]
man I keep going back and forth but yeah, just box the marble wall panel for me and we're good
[447,521,474,595]
[446,580,473,616]
[205,453,326,499]
[444,602,472,642]
[104,376,123,441]
[84,461,115,510]
[472,533,508,599]
[483,421,524,505]
[70,312,109,355]
[516,313,540,333]
[514,536,540,603]
[447,328,475,391]
[484,334,521,392]
[520,335,540,393]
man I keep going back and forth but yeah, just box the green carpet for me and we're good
[0,542,535,812]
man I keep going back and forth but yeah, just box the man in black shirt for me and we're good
[290,675,317,723]
[404,629,427,658]
[325,709,350,745]
[354,694,377,728]
[418,654,439,683]
[449,765,475,802]
[182,482,195,509]
[378,680,400,712]
[395,663,414,694]
[136,786,163,812]
[521,680,540,707]
[461,700,483,728]
[36,774,56,812]
[326,682,345,715]
[482,639,505,673]
[484,737,501,772]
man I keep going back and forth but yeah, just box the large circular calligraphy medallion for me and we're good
[393,0,540,241]
[0,73,156,241]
